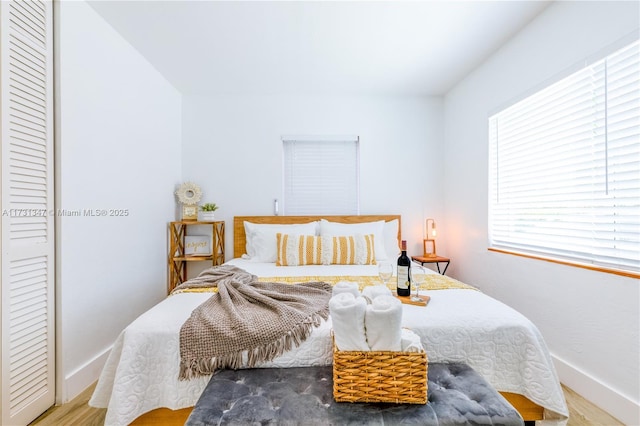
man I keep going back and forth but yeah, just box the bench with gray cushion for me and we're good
[186,363,524,425]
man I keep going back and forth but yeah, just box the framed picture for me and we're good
[185,235,211,256]
[182,205,198,221]
[423,239,436,257]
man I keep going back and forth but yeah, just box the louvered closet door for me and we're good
[0,0,55,425]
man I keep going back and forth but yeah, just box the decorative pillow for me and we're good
[319,219,388,260]
[325,234,376,265]
[276,234,322,266]
[244,221,319,262]
[276,233,376,266]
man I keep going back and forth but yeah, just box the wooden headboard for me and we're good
[233,215,401,259]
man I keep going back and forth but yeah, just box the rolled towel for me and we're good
[332,281,360,298]
[362,285,392,302]
[365,295,402,351]
[401,328,424,353]
[329,293,369,351]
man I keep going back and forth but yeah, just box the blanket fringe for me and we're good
[179,309,329,380]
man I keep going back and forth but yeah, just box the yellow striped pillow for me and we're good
[276,233,376,266]
[324,234,376,265]
[276,234,322,266]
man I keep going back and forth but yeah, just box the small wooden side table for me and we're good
[411,255,450,275]
[168,221,225,293]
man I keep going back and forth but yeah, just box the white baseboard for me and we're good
[60,346,112,404]
[553,354,639,425]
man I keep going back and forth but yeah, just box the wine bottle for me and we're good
[396,240,411,296]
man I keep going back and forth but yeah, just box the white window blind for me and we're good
[489,40,640,272]
[283,137,360,215]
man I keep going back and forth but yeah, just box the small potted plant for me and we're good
[199,203,218,221]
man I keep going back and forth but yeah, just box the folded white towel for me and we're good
[332,281,361,298]
[400,328,424,353]
[365,295,402,351]
[329,293,370,351]
[362,285,392,302]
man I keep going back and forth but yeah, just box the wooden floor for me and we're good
[562,385,624,426]
[30,383,623,426]
[30,383,105,426]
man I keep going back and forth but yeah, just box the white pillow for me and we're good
[383,219,400,259]
[244,221,319,262]
[319,219,388,260]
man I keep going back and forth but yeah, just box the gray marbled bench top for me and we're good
[187,363,524,426]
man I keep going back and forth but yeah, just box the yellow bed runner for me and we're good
[174,274,476,294]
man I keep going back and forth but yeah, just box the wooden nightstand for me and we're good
[411,255,450,275]
[168,221,225,293]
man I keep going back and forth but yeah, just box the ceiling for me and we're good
[88,1,550,96]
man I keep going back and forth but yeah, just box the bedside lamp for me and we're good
[423,218,437,258]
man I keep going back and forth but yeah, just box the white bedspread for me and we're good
[90,259,568,425]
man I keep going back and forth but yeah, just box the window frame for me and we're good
[488,40,640,277]
[282,135,360,216]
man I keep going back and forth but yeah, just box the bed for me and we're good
[89,215,568,425]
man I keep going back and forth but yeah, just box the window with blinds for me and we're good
[489,40,640,273]
[283,136,360,215]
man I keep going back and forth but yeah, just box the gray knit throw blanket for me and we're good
[174,265,332,380]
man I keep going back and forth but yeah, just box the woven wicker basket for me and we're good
[332,344,428,404]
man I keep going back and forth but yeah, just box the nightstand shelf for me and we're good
[168,221,225,293]
[172,256,216,261]
[411,255,450,275]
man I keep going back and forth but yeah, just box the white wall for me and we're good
[55,1,182,402]
[182,94,444,259]
[443,2,639,424]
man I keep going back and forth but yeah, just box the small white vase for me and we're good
[199,211,215,222]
